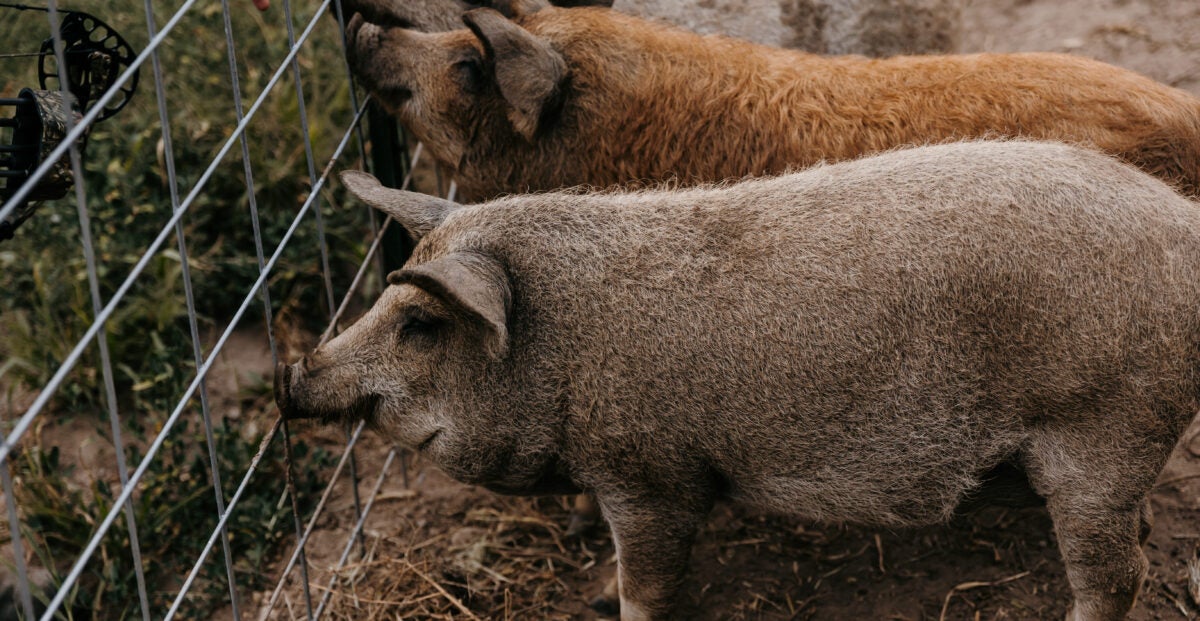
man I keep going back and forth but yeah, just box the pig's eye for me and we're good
[401,313,443,341]
[454,58,485,95]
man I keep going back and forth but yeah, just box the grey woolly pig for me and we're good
[343,0,1200,202]
[275,141,1200,620]
[339,0,960,55]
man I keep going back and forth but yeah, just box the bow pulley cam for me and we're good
[0,4,139,240]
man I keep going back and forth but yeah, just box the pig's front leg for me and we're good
[596,492,711,621]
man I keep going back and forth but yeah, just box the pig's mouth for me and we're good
[345,57,413,107]
[416,429,442,452]
[320,392,381,426]
[378,85,413,106]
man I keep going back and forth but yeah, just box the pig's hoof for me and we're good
[565,510,598,537]
[589,594,620,617]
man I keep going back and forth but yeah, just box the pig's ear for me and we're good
[389,253,511,358]
[340,170,457,241]
[462,8,566,141]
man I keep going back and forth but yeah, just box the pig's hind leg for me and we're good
[1024,430,1162,621]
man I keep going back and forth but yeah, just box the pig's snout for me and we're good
[344,14,389,79]
[274,361,313,420]
[273,357,379,423]
[346,12,366,42]
[345,13,367,67]
[346,13,390,51]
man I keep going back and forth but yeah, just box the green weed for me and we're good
[9,417,332,619]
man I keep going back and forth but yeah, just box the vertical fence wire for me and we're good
[141,0,245,617]
[220,0,280,366]
[0,464,34,620]
[217,0,294,614]
[311,448,397,618]
[281,0,337,321]
[45,1,154,619]
[1,11,48,620]
[328,0,370,558]
[278,1,335,616]
[218,0,280,613]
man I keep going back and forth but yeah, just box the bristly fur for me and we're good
[345,4,1200,202]
[284,141,1200,620]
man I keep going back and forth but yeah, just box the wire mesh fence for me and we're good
[0,1,431,618]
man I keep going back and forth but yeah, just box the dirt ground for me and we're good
[257,0,1200,619]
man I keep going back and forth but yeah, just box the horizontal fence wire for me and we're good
[0,0,432,617]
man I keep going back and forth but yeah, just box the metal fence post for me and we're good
[366,101,412,272]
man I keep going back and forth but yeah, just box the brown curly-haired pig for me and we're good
[343,0,1200,202]
[276,141,1200,620]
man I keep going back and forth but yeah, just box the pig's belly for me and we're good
[731,468,983,527]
